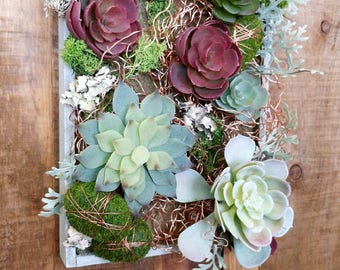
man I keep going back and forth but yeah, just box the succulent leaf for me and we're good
[78,119,99,145]
[76,145,110,169]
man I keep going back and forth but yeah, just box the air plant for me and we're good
[169,21,242,101]
[66,0,141,60]
[215,70,269,121]
[212,0,260,23]
[176,135,294,268]
[73,82,195,214]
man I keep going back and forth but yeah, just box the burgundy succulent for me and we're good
[66,0,141,60]
[169,21,242,100]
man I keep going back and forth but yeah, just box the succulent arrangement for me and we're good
[41,0,315,269]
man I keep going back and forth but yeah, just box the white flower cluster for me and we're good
[63,226,92,250]
[179,101,217,140]
[44,0,72,16]
[61,66,116,112]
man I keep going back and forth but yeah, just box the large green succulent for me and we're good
[216,71,269,121]
[73,82,195,214]
[212,0,260,23]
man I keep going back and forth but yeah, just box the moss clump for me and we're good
[232,15,263,68]
[64,182,132,242]
[190,120,225,178]
[127,34,167,77]
[61,35,101,75]
[146,0,171,23]
[93,219,152,262]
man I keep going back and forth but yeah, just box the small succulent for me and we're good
[169,21,242,101]
[176,135,294,268]
[212,0,260,23]
[73,82,195,214]
[66,0,141,60]
[215,71,269,121]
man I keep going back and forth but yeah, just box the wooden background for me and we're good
[0,0,338,269]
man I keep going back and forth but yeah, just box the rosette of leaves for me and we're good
[212,0,260,23]
[175,135,294,268]
[66,0,141,60]
[169,21,242,101]
[73,82,195,214]
[64,182,152,262]
[215,71,269,121]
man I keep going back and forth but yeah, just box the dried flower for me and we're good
[169,21,242,100]
[61,66,116,112]
[63,226,92,250]
[66,0,141,59]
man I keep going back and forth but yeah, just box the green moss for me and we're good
[64,182,132,242]
[232,15,263,68]
[61,35,101,75]
[127,34,167,77]
[146,0,172,23]
[93,219,152,262]
[190,120,225,177]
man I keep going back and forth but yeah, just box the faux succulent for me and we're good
[169,21,242,101]
[212,0,260,23]
[216,70,269,121]
[66,0,141,60]
[176,135,294,268]
[73,82,195,214]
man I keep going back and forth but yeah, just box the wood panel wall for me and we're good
[0,0,338,270]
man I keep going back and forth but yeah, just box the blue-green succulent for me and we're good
[73,82,195,214]
[212,0,260,23]
[216,71,269,121]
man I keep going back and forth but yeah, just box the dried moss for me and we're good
[61,35,101,75]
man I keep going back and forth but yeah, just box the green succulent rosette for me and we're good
[216,71,269,121]
[212,0,260,23]
[73,82,195,214]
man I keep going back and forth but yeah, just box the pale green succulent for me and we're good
[212,0,260,23]
[73,82,195,214]
[216,71,269,121]
[212,135,293,266]
[176,135,293,268]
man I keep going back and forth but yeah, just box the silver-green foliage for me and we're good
[73,82,195,215]
[255,0,316,75]
[39,188,64,217]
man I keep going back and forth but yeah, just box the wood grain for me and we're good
[261,1,340,270]
[0,0,338,270]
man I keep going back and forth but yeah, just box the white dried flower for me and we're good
[63,226,92,250]
[180,102,217,140]
[44,0,72,16]
[60,66,116,112]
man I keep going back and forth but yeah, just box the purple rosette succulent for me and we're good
[169,21,242,100]
[66,0,141,60]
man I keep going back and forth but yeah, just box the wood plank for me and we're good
[0,1,58,269]
[261,1,340,270]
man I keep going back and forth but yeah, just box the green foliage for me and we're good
[146,0,172,23]
[232,15,263,68]
[64,182,132,241]
[190,120,225,177]
[93,219,152,262]
[61,35,101,75]
[260,0,288,8]
[127,34,167,76]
